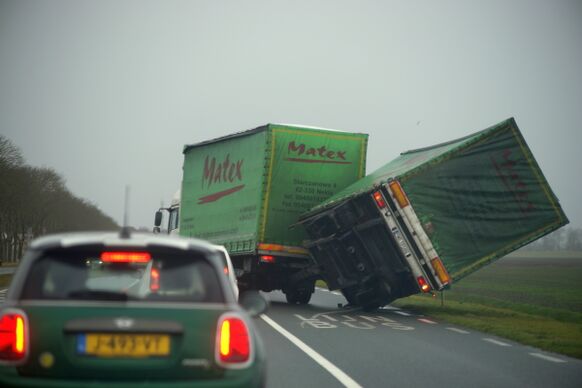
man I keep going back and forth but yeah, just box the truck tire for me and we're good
[285,288,312,305]
[340,286,359,305]
[285,291,299,304]
[284,280,315,305]
[296,290,312,305]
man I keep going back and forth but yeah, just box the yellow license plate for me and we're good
[80,333,171,357]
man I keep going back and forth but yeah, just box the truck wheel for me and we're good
[285,288,313,305]
[285,291,299,304]
[296,290,312,305]
[340,287,359,305]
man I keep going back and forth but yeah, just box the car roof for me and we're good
[29,231,218,253]
[210,244,229,255]
[5,231,238,305]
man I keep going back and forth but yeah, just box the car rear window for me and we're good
[21,248,224,303]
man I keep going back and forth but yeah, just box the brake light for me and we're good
[150,267,160,291]
[101,251,151,263]
[417,276,431,293]
[389,181,410,208]
[372,191,387,208]
[260,255,276,263]
[430,257,451,285]
[0,310,28,362]
[216,316,251,366]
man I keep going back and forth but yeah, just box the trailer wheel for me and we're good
[340,286,359,305]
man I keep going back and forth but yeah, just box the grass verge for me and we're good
[393,254,582,359]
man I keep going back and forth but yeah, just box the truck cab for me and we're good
[154,190,180,235]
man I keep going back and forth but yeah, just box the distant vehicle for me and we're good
[213,244,239,301]
[0,230,267,387]
[155,124,368,305]
[299,118,569,309]
[154,189,180,235]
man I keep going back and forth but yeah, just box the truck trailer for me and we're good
[298,118,568,309]
[174,124,368,304]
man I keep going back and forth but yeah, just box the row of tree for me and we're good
[522,224,582,251]
[0,135,118,262]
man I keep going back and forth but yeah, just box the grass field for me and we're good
[2,253,581,358]
[392,252,582,359]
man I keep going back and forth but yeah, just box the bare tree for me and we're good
[1,136,118,263]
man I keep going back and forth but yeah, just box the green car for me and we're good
[0,231,267,387]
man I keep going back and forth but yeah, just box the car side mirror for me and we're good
[154,210,163,227]
[239,291,268,317]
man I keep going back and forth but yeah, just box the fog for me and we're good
[1,0,581,228]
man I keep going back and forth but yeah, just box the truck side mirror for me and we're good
[154,210,163,227]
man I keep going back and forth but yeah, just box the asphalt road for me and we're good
[257,289,582,388]
[1,285,580,387]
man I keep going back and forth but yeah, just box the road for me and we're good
[1,284,580,387]
[257,289,582,388]
[0,267,16,275]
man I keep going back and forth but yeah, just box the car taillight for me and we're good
[216,315,251,367]
[0,309,29,363]
[150,267,160,291]
[417,276,431,293]
[389,180,410,208]
[372,191,387,208]
[260,255,275,263]
[101,251,151,263]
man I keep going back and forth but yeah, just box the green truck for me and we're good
[174,124,368,304]
[298,118,568,309]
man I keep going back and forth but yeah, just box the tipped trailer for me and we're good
[177,124,368,304]
[299,118,568,309]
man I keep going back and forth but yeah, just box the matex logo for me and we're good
[286,141,351,164]
[198,154,245,204]
[491,149,535,215]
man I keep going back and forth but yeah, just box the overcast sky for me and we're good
[1,0,581,229]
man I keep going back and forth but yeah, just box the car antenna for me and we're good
[120,185,131,239]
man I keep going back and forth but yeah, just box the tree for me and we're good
[565,226,582,251]
[0,136,118,262]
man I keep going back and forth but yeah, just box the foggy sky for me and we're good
[1,0,581,229]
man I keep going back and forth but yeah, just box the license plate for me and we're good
[77,333,171,357]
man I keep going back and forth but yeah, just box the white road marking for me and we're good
[483,338,512,347]
[0,289,7,293]
[379,305,400,311]
[394,311,412,316]
[446,327,470,334]
[529,353,567,363]
[261,314,363,388]
[418,318,437,324]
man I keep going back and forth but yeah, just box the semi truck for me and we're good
[154,189,180,235]
[298,118,569,309]
[156,124,368,304]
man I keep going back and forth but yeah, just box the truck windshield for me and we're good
[21,249,223,303]
[169,208,179,232]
